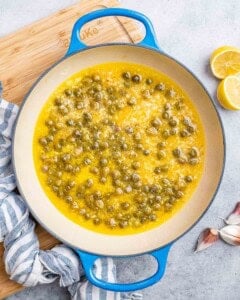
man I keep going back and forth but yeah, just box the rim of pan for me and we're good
[12,43,226,256]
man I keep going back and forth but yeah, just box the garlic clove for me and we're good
[195,228,219,252]
[225,202,240,225]
[219,225,240,246]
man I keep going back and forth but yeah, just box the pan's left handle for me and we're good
[75,243,172,292]
[66,8,161,56]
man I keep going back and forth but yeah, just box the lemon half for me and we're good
[210,46,240,79]
[217,74,240,110]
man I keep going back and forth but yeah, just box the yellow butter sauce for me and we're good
[33,62,205,235]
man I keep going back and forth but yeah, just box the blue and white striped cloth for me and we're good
[0,83,142,300]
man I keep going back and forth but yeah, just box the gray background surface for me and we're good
[1,0,240,299]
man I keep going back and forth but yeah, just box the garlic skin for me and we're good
[195,228,219,252]
[225,202,240,225]
[219,225,240,246]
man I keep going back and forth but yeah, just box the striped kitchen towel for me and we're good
[0,82,142,300]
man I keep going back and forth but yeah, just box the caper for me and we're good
[96,199,104,209]
[176,191,184,198]
[83,112,92,122]
[45,119,54,127]
[132,173,140,182]
[93,218,101,225]
[64,89,72,96]
[182,117,191,126]
[66,119,75,126]
[146,127,158,135]
[56,122,64,129]
[125,185,133,193]
[82,76,93,86]
[127,97,137,106]
[68,180,75,187]
[132,74,142,83]
[166,88,176,98]
[173,148,181,158]
[157,150,166,159]
[178,157,187,164]
[133,133,141,141]
[121,143,128,150]
[164,203,173,212]
[125,126,134,134]
[59,105,69,115]
[155,83,165,91]
[162,112,170,119]
[185,175,193,183]
[136,143,144,150]
[140,216,147,224]
[90,167,99,174]
[164,103,171,111]
[132,161,140,170]
[55,97,63,105]
[41,165,49,173]
[114,187,122,195]
[73,129,82,138]
[169,117,178,127]
[162,130,170,139]
[56,171,62,178]
[142,89,151,99]
[85,178,93,188]
[108,217,117,228]
[162,178,171,186]
[187,124,196,133]
[157,141,166,149]
[189,147,199,157]
[94,92,102,101]
[84,157,92,165]
[62,153,71,162]
[180,130,189,137]
[74,166,81,173]
[143,149,150,156]
[74,88,82,97]
[102,167,110,176]
[151,118,162,128]
[122,72,131,80]
[146,78,152,85]
[79,208,86,215]
[175,99,184,110]
[100,177,107,184]
[100,141,109,150]
[154,167,161,174]
[92,74,101,82]
[84,213,91,220]
[100,157,108,166]
[113,179,122,187]
[65,195,72,203]
[170,128,177,135]
[76,101,85,110]
[39,137,48,146]
[189,158,199,165]
[107,205,114,213]
[112,170,121,179]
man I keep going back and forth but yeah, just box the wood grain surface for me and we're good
[0,0,142,298]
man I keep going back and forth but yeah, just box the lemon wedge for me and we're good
[217,74,240,110]
[210,46,240,79]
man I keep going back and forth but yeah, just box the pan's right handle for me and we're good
[66,8,161,56]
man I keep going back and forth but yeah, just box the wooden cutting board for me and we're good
[0,0,142,298]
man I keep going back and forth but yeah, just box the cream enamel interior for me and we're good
[13,45,224,256]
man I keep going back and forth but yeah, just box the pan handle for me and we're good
[75,243,172,292]
[66,8,160,56]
